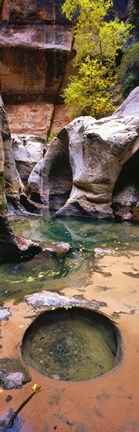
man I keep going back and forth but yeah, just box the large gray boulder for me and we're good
[28,135,72,204]
[28,111,139,220]
[113,86,139,117]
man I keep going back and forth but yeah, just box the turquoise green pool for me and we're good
[11,214,139,251]
[0,213,139,303]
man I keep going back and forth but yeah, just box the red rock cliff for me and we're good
[0,0,74,104]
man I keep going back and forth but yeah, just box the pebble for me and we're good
[0,308,11,322]
[0,371,25,389]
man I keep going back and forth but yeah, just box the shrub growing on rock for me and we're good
[62,0,131,118]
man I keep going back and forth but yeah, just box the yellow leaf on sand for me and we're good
[32,384,42,393]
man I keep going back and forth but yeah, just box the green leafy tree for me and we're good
[62,0,131,118]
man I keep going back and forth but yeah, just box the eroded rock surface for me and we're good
[0,98,43,263]
[0,0,74,104]
[12,134,46,183]
[56,115,139,219]
[113,86,139,117]
[0,215,42,263]
[29,105,139,219]
[0,0,70,26]
[28,135,72,203]
[6,102,54,139]
[0,96,45,213]
[0,96,24,206]
[0,97,7,213]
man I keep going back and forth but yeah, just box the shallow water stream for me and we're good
[0,213,139,303]
[0,213,139,424]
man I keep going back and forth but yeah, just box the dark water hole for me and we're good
[22,307,121,382]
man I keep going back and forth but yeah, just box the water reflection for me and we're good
[11,213,139,251]
[0,214,138,303]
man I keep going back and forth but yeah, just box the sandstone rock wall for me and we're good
[1,0,139,222]
[0,96,24,213]
[0,0,137,138]
[0,0,70,25]
[0,97,40,263]
[0,96,7,213]
[111,0,129,18]
[5,102,54,138]
[0,0,74,104]
[125,0,139,40]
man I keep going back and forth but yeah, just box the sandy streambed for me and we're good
[0,250,139,432]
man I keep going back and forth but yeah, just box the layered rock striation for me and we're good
[0,0,73,158]
[28,87,139,221]
[0,95,23,212]
[0,0,74,104]
[0,0,138,140]
[0,95,73,263]
[0,97,42,262]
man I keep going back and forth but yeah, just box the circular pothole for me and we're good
[21,307,121,382]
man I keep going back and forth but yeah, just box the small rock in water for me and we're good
[94,248,115,256]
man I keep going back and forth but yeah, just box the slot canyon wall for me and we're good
[1,0,138,137]
[0,0,139,223]
[0,0,75,138]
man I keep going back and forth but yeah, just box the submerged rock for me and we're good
[41,241,71,254]
[0,212,71,264]
[0,215,41,263]
[94,248,116,257]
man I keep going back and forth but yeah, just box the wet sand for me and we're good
[0,250,139,432]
